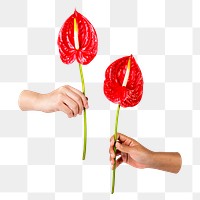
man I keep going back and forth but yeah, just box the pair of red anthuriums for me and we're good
[57,10,143,194]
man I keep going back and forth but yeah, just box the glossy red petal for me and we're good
[57,10,98,65]
[104,55,143,108]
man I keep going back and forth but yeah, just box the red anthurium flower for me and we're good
[57,10,98,160]
[104,55,143,194]
[104,55,143,108]
[57,10,98,65]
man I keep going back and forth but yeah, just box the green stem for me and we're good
[79,63,85,94]
[79,63,87,160]
[111,104,121,194]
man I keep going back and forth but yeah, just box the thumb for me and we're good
[116,142,132,154]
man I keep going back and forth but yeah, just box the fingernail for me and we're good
[112,154,115,158]
[116,142,120,148]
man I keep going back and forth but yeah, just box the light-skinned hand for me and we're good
[18,85,89,118]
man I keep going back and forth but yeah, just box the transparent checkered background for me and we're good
[0,0,200,199]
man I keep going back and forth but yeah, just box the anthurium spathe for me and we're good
[104,55,143,108]
[58,10,98,65]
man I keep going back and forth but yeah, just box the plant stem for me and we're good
[111,104,121,194]
[79,63,87,160]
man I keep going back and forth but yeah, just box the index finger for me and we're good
[110,133,128,144]
[110,133,138,146]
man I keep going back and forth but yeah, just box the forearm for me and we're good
[148,152,182,173]
[18,90,44,111]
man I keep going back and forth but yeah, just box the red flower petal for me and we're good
[104,55,143,108]
[57,10,98,65]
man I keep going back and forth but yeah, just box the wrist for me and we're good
[32,93,46,112]
[18,90,45,111]
[146,152,182,173]
[145,151,157,169]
